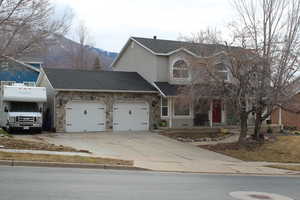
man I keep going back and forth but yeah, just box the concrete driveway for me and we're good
[20,131,296,174]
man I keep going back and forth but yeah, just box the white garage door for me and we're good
[113,102,149,131]
[65,102,106,132]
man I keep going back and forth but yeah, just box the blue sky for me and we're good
[53,0,234,52]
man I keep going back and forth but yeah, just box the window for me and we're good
[174,98,191,116]
[172,60,189,79]
[215,63,229,81]
[161,98,169,117]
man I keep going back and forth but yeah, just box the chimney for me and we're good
[153,36,157,40]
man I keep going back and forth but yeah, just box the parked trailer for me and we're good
[0,83,46,133]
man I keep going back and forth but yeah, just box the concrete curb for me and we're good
[0,160,149,171]
[150,169,300,176]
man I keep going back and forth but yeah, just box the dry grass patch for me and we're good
[0,151,133,166]
[200,136,300,163]
[266,165,300,171]
[161,129,230,140]
[0,138,89,153]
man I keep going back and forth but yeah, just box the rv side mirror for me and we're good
[39,107,42,113]
[4,107,8,112]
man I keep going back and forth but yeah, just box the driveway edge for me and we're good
[0,160,149,171]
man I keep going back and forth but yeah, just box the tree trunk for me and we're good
[254,111,263,142]
[238,112,248,145]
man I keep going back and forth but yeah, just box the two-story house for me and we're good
[112,36,235,128]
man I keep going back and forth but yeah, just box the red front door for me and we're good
[212,100,222,123]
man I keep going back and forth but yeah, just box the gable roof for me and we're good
[111,36,228,68]
[132,37,226,56]
[43,68,157,93]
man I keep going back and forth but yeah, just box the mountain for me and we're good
[92,48,118,70]
[22,35,118,71]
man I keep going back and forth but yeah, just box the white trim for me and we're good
[55,88,158,93]
[160,97,169,117]
[131,38,199,57]
[152,82,166,97]
[166,48,198,57]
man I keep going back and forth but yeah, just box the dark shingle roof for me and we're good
[43,68,157,92]
[154,82,184,96]
[132,37,227,56]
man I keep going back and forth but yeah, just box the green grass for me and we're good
[0,128,12,138]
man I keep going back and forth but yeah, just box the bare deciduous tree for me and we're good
[181,0,300,144]
[0,0,72,58]
[231,0,300,140]
[61,21,100,69]
[178,27,222,44]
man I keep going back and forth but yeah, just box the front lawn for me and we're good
[200,136,300,163]
[0,137,89,153]
[0,151,133,166]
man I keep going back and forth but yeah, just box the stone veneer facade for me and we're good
[54,91,160,132]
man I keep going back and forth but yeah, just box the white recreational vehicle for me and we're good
[0,83,46,133]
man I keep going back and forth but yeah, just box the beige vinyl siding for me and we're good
[155,55,169,82]
[114,41,157,83]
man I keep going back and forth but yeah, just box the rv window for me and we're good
[10,102,39,112]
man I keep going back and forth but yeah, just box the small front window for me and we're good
[173,60,189,79]
[174,98,191,116]
[161,98,169,117]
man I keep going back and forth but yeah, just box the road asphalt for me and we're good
[0,166,299,200]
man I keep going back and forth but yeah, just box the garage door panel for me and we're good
[66,102,106,132]
[113,102,149,131]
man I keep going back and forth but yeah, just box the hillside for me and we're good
[21,35,118,70]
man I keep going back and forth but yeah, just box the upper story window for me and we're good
[172,60,189,79]
[215,63,229,81]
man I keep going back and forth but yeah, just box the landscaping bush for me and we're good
[159,120,168,127]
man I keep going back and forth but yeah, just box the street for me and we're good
[0,166,299,200]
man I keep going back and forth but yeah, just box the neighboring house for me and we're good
[271,93,300,130]
[112,36,236,128]
[36,68,159,132]
[0,56,40,86]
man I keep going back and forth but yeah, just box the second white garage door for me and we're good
[113,102,149,131]
[65,102,106,132]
